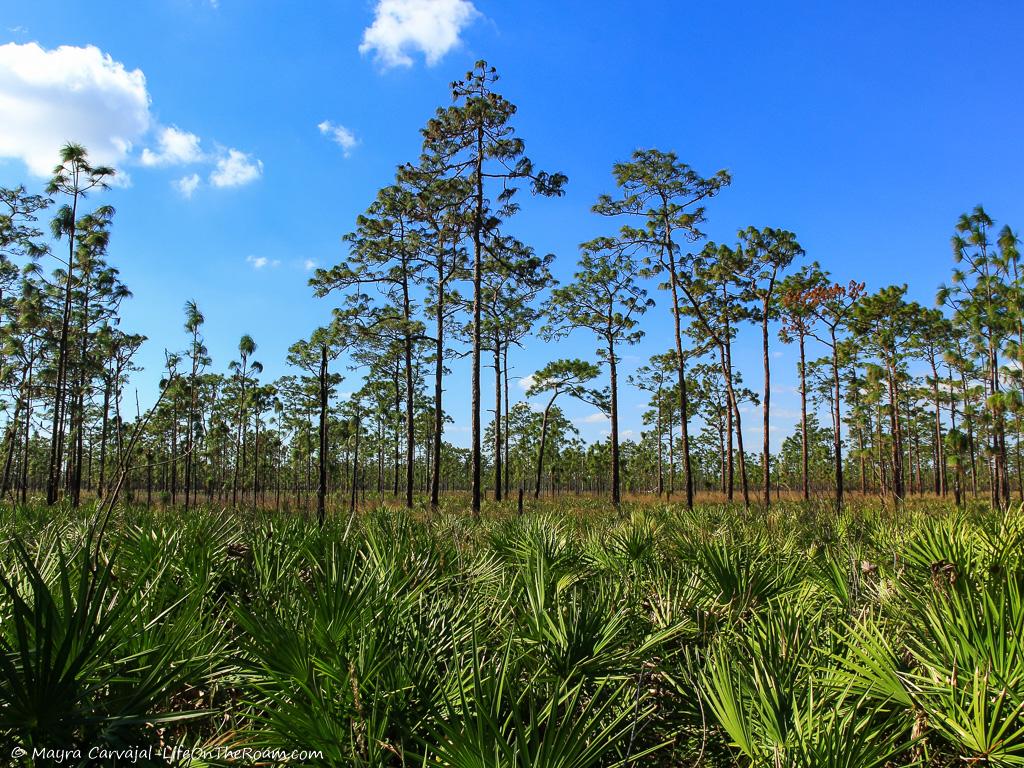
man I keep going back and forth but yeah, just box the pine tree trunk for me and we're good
[721,345,734,501]
[831,333,843,509]
[403,276,415,509]
[535,393,556,500]
[317,344,328,525]
[656,385,664,497]
[493,339,502,502]
[470,123,484,518]
[430,265,444,512]
[350,405,360,516]
[97,379,110,500]
[503,345,510,495]
[761,296,772,507]
[887,361,904,501]
[609,335,621,510]
[799,333,809,500]
[47,189,79,506]
[20,358,32,503]
[724,330,750,507]
[667,249,694,509]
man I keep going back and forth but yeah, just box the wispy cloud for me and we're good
[174,173,201,199]
[246,255,280,270]
[317,120,358,156]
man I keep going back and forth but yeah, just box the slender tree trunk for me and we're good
[404,340,415,510]
[668,415,675,496]
[20,358,33,503]
[97,379,110,500]
[0,383,23,497]
[377,415,384,497]
[503,344,510,496]
[718,420,726,495]
[722,346,734,501]
[535,392,557,500]
[1016,420,1024,503]
[170,402,178,507]
[47,188,79,506]
[831,335,843,508]
[886,361,904,501]
[799,333,809,500]
[667,249,694,509]
[858,427,867,496]
[69,276,92,508]
[317,344,328,525]
[724,332,750,507]
[393,365,400,498]
[71,354,87,508]
[350,404,360,516]
[761,294,772,507]
[184,348,198,511]
[876,405,887,495]
[930,357,945,496]
[656,385,664,497]
[232,360,247,507]
[430,271,444,512]
[609,335,621,509]
[253,410,260,504]
[493,338,502,502]
[402,275,415,509]
[470,123,484,518]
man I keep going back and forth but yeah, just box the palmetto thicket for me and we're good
[2,498,1023,765]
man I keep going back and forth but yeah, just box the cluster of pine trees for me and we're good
[2,62,1022,516]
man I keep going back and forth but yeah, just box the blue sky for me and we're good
[2,0,1023,450]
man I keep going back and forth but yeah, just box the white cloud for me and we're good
[174,173,201,198]
[317,120,358,156]
[246,255,280,270]
[519,373,536,391]
[579,412,609,424]
[141,125,203,167]
[359,0,479,68]
[303,259,317,271]
[0,42,150,176]
[210,148,262,187]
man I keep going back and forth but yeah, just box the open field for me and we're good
[2,497,1023,766]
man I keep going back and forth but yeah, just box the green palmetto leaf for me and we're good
[828,616,914,710]
[424,632,664,768]
[903,574,1024,765]
[0,535,211,753]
